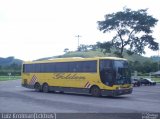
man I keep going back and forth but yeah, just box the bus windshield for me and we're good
[100,60,131,86]
[114,60,131,85]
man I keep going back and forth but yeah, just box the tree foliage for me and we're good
[64,48,69,53]
[97,8,159,57]
[78,44,88,52]
[96,42,112,54]
[129,61,158,74]
[77,44,99,52]
[0,63,21,76]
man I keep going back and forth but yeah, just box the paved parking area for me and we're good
[0,80,160,119]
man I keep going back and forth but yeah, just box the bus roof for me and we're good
[23,57,127,64]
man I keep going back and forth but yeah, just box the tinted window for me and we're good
[55,62,69,72]
[100,60,113,71]
[68,61,97,72]
[68,62,81,72]
[83,61,97,72]
[23,60,97,73]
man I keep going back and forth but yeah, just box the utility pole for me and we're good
[75,35,81,50]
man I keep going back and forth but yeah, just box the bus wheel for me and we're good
[34,83,41,92]
[90,86,101,97]
[42,83,49,93]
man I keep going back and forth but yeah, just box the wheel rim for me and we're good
[43,84,49,93]
[91,87,101,97]
[35,83,41,92]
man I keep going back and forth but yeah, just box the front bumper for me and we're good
[101,88,133,96]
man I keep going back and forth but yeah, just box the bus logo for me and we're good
[52,73,85,80]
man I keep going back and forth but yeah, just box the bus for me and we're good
[21,57,132,96]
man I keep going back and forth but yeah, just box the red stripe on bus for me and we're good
[84,81,89,88]
[87,84,91,88]
[32,75,37,84]
[29,75,37,85]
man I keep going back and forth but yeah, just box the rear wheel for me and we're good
[34,83,41,92]
[90,86,101,97]
[42,83,49,93]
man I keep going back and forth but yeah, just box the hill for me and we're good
[0,56,22,66]
[39,50,151,64]
[0,57,22,76]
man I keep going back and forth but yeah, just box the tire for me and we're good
[90,86,101,97]
[42,83,49,93]
[137,82,140,87]
[34,83,41,92]
[59,91,64,93]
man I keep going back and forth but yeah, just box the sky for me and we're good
[0,0,159,61]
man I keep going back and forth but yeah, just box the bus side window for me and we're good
[83,61,97,72]
[25,64,31,73]
[23,64,25,73]
[69,62,82,72]
[55,62,69,72]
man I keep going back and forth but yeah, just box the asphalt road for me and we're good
[0,80,160,119]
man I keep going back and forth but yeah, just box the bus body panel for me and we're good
[21,57,132,96]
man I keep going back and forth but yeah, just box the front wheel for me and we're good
[90,86,101,97]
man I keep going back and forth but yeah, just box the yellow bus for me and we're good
[21,57,132,96]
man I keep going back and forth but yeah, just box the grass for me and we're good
[57,49,151,64]
[0,76,21,81]
[152,77,160,83]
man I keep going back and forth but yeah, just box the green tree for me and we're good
[78,44,88,52]
[96,42,112,54]
[88,45,98,51]
[97,8,159,57]
[142,61,158,73]
[64,48,69,53]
